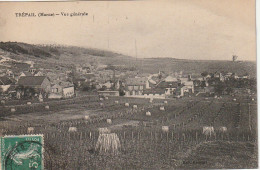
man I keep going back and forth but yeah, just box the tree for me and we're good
[119,88,125,96]
[214,82,225,95]
[201,71,208,77]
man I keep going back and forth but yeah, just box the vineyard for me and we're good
[0,95,257,169]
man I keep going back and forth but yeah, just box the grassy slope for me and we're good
[0,42,256,77]
[180,141,257,169]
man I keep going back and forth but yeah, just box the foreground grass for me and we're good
[180,141,257,169]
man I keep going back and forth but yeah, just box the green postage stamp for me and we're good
[0,134,44,170]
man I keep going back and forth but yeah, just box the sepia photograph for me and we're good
[0,0,257,169]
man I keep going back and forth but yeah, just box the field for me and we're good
[0,94,257,169]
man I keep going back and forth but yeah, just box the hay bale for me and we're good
[84,115,90,120]
[68,127,77,132]
[219,126,227,133]
[133,105,137,109]
[160,106,165,111]
[115,101,119,104]
[202,126,214,136]
[98,128,111,134]
[27,102,32,105]
[95,133,121,154]
[11,108,16,112]
[146,111,151,116]
[107,119,112,124]
[45,105,49,110]
[162,126,169,132]
[27,127,34,133]
[125,103,129,107]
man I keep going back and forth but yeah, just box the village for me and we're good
[0,54,257,169]
[0,56,255,103]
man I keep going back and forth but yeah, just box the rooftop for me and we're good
[18,76,48,86]
[126,77,147,86]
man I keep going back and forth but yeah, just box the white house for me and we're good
[49,81,75,99]
[125,77,147,97]
[63,86,75,98]
[183,81,194,93]
[164,76,178,82]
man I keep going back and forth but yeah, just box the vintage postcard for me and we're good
[0,0,257,169]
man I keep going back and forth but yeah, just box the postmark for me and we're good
[1,134,44,170]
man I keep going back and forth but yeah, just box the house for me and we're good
[33,70,43,76]
[164,75,178,82]
[125,77,147,96]
[28,67,37,74]
[0,76,15,93]
[6,69,14,78]
[19,71,33,77]
[156,81,179,96]
[50,81,75,98]
[19,70,43,78]
[17,76,51,93]
[49,84,63,99]
[143,88,166,99]
[178,77,189,84]
[183,81,194,93]
[214,72,225,82]
[62,86,75,98]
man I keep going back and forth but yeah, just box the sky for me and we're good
[0,0,256,61]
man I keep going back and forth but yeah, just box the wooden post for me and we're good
[196,131,198,143]
[248,103,251,131]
